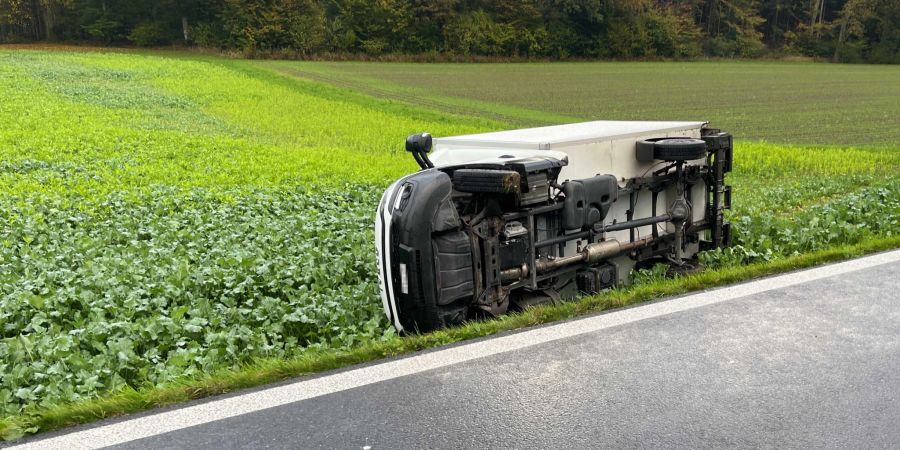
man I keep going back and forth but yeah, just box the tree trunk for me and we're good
[833,17,848,62]
[41,2,53,41]
[182,16,189,43]
[29,0,41,40]
[772,0,781,45]
[809,0,819,27]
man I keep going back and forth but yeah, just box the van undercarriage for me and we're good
[376,121,732,332]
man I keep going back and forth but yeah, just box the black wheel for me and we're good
[652,138,707,161]
[452,169,521,194]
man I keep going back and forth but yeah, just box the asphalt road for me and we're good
[9,250,900,449]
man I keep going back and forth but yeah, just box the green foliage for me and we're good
[0,186,388,415]
[595,0,702,58]
[444,10,515,56]
[81,17,122,43]
[642,5,703,58]
[2,0,899,63]
[6,234,898,442]
[189,22,223,48]
[0,49,498,415]
[728,182,899,257]
[631,263,669,285]
[219,0,326,53]
[703,0,768,57]
[0,49,897,432]
[128,22,171,47]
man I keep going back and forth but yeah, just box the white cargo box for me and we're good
[430,120,710,243]
[432,120,707,180]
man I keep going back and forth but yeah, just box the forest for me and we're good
[1,0,898,63]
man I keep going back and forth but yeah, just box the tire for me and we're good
[452,169,521,194]
[652,138,707,161]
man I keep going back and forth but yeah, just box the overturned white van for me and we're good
[376,121,732,332]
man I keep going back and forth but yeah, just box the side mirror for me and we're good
[406,133,433,154]
[406,133,434,170]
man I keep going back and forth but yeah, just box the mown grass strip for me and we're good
[2,236,897,441]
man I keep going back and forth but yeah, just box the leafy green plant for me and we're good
[0,185,394,415]
[631,263,670,285]
[0,49,897,433]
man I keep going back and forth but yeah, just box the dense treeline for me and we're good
[1,0,898,63]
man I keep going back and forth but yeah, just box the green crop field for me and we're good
[263,60,900,146]
[0,49,898,437]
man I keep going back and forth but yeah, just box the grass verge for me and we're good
[2,235,897,441]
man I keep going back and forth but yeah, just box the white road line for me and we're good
[12,250,900,450]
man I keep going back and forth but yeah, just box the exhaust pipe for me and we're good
[501,238,651,282]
